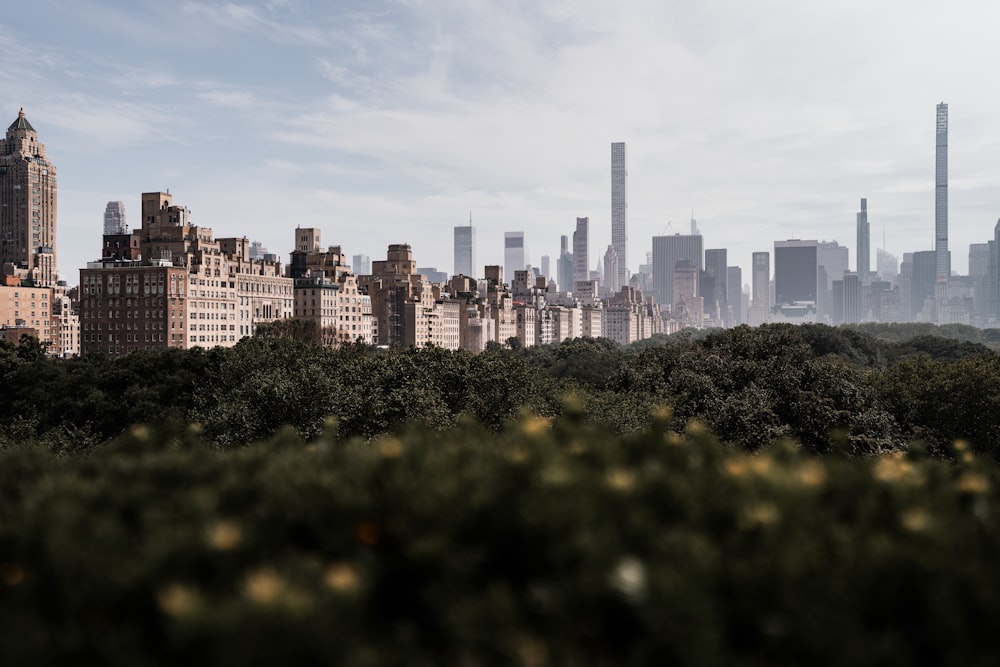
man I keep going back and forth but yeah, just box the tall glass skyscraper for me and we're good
[572,217,589,286]
[504,231,525,284]
[453,220,475,278]
[611,142,628,289]
[856,198,869,285]
[935,103,949,282]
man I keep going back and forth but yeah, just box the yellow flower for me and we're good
[957,473,990,495]
[376,436,403,459]
[244,567,284,605]
[205,520,242,551]
[901,508,929,533]
[157,583,198,617]
[606,468,636,492]
[324,562,360,594]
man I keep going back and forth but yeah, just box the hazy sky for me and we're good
[4,0,1000,285]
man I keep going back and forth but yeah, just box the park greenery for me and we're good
[3,322,1000,664]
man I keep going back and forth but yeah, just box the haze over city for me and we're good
[4,0,1000,280]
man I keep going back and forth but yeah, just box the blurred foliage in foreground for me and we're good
[1,412,999,666]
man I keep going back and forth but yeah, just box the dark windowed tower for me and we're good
[0,109,57,286]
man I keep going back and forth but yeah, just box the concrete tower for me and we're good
[104,201,127,235]
[856,198,870,284]
[611,142,628,288]
[572,217,589,285]
[453,217,475,278]
[935,103,949,282]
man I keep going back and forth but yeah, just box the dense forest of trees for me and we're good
[3,322,1000,458]
[3,323,1000,664]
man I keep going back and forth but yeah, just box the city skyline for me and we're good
[4,2,1000,284]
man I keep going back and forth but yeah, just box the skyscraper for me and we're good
[555,235,572,292]
[572,217,589,286]
[774,240,818,305]
[454,220,475,278]
[726,266,743,326]
[0,109,57,286]
[504,232,525,284]
[652,233,702,308]
[611,142,628,288]
[752,252,770,307]
[856,198,870,284]
[104,201,127,235]
[704,248,728,326]
[935,102,949,282]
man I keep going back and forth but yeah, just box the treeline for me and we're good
[2,321,1000,458]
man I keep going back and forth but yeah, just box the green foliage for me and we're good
[3,417,1000,665]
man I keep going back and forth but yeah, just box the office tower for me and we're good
[911,250,937,320]
[352,253,371,275]
[752,252,770,309]
[857,198,870,284]
[504,232,525,285]
[704,248,728,326]
[454,220,475,278]
[989,220,1000,320]
[603,245,618,296]
[572,217,589,284]
[816,241,849,319]
[540,255,550,281]
[877,248,898,284]
[652,233,703,308]
[0,109,57,286]
[611,142,628,288]
[842,273,861,324]
[935,103,949,282]
[557,235,573,292]
[774,241,818,305]
[970,243,991,320]
[104,201,127,235]
[727,266,743,326]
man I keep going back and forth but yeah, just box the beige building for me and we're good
[0,110,57,287]
[361,244,438,347]
[81,191,292,355]
[0,283,55,346]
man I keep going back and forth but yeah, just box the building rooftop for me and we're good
[8,108,35,133]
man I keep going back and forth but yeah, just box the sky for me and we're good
[4,0,1000,286]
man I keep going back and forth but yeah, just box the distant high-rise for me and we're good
[557,235,573,292]
[504,232,525,285]
[726,266,743,326]
[352,253,371,275]
[540,255,550,281]
[774,240,818,305]
[750,252,771,325]
[704,248,728,326]
[572,217,589,285]
[652,233,703,308]
[611,142,628,288]
[876,248,898,284]
[603,245,618,296]
[104,201,127,235]
[856,198,870,284]
[0,109,57,286]
[935,102,949,282]
[453,219,475,277]
[752,253,770,306]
